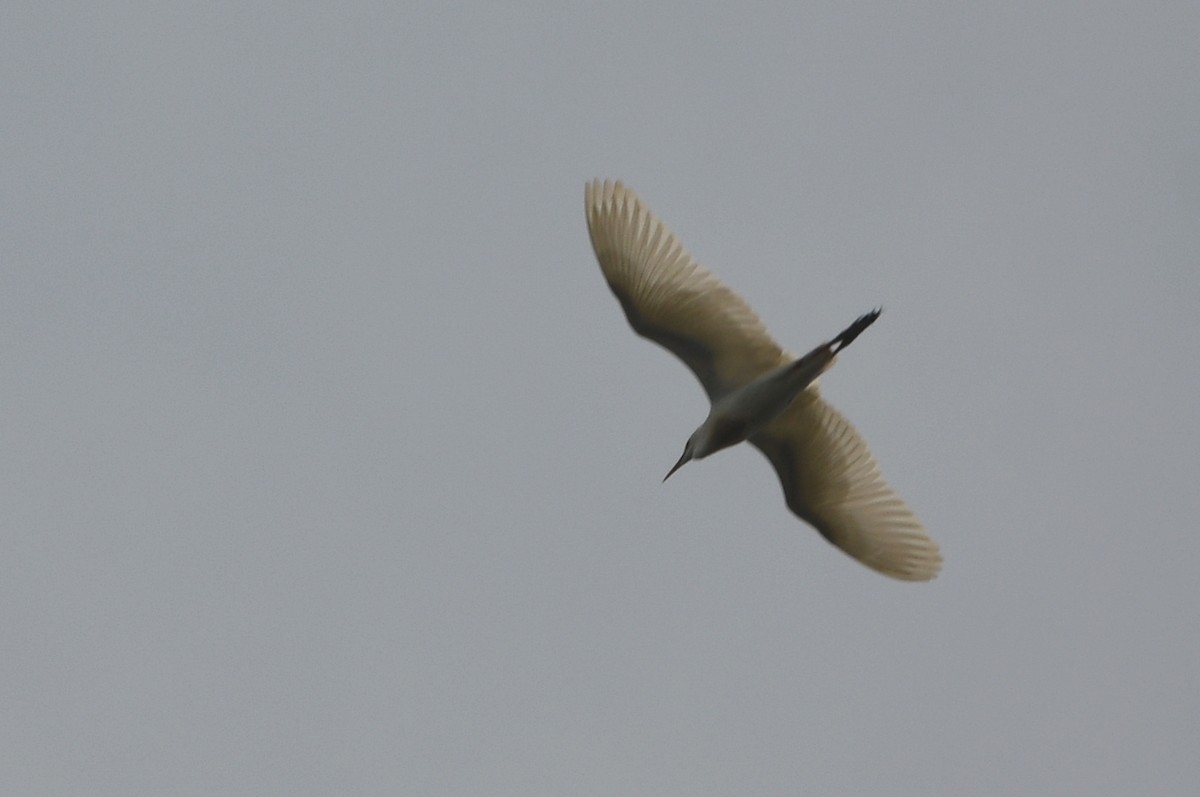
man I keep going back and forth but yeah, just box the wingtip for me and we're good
[585,178,627,208]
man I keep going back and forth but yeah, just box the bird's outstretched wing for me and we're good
[750,392,942,581]
[585,179,785,399]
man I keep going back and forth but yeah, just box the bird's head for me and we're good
[663,436,697,482]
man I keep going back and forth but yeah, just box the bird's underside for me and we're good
[585,178,941,581]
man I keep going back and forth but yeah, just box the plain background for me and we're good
[3,3,1198,794]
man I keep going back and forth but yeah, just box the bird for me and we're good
[585,179,941,581]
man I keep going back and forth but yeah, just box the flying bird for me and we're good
[585,179,941,581]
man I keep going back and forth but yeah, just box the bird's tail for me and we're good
[775,308,883,397]
[830,308,881,354]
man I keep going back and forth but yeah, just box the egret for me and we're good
[585,179,941,581]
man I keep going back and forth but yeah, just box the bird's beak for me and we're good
[663,450,691,482]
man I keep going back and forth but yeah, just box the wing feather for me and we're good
[750,391,942,581]
[585,179,785,399]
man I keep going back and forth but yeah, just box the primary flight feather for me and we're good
[585,179,941,581]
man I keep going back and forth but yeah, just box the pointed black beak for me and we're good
[663,450,691,482]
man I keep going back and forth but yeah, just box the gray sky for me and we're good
[3,3,1198,794]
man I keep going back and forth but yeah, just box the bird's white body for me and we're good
[668,311,878,475]
[585,179,942,581]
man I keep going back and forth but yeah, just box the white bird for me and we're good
[585,179,941,581]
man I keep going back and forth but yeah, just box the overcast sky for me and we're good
[3,3,1199,795]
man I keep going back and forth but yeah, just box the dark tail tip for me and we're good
[831,307,882,353]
